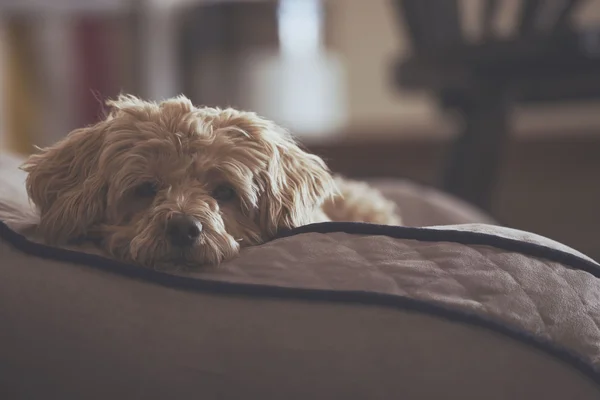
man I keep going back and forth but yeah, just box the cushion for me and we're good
[1,152,599,399]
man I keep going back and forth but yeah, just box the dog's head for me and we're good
[22,95,335,267]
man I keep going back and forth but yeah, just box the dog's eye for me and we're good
[212,184,236,202]
[135,182,158,198]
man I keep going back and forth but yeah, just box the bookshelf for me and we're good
[0,0,260,154]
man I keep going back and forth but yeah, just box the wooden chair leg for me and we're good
[441,90,509,212]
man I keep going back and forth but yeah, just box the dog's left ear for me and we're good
[212,110,336,236]
[256,128,336,235]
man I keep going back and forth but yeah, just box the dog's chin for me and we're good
[105,231,241,269]
[135,243,240,270]
[162,241,241,269]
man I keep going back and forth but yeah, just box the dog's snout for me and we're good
[167,214,202,246]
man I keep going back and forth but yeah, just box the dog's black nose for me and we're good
[167,215,202,246]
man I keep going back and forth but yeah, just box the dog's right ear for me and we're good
[21,124,107,244]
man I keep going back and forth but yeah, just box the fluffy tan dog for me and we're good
[22,95,401,268]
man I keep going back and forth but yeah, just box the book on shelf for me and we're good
[1,13,134,154]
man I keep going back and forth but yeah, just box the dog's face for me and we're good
[22,95,335,267]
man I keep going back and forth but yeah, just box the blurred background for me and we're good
[0,0,599,258]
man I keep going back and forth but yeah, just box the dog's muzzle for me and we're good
[166,214,202,246]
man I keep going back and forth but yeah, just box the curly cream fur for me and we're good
[22,95,401,268]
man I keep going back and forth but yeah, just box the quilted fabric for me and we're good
[4,219,598,376]
[175,226,600,373]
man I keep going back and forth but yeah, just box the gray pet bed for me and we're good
[1,152,599,400]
